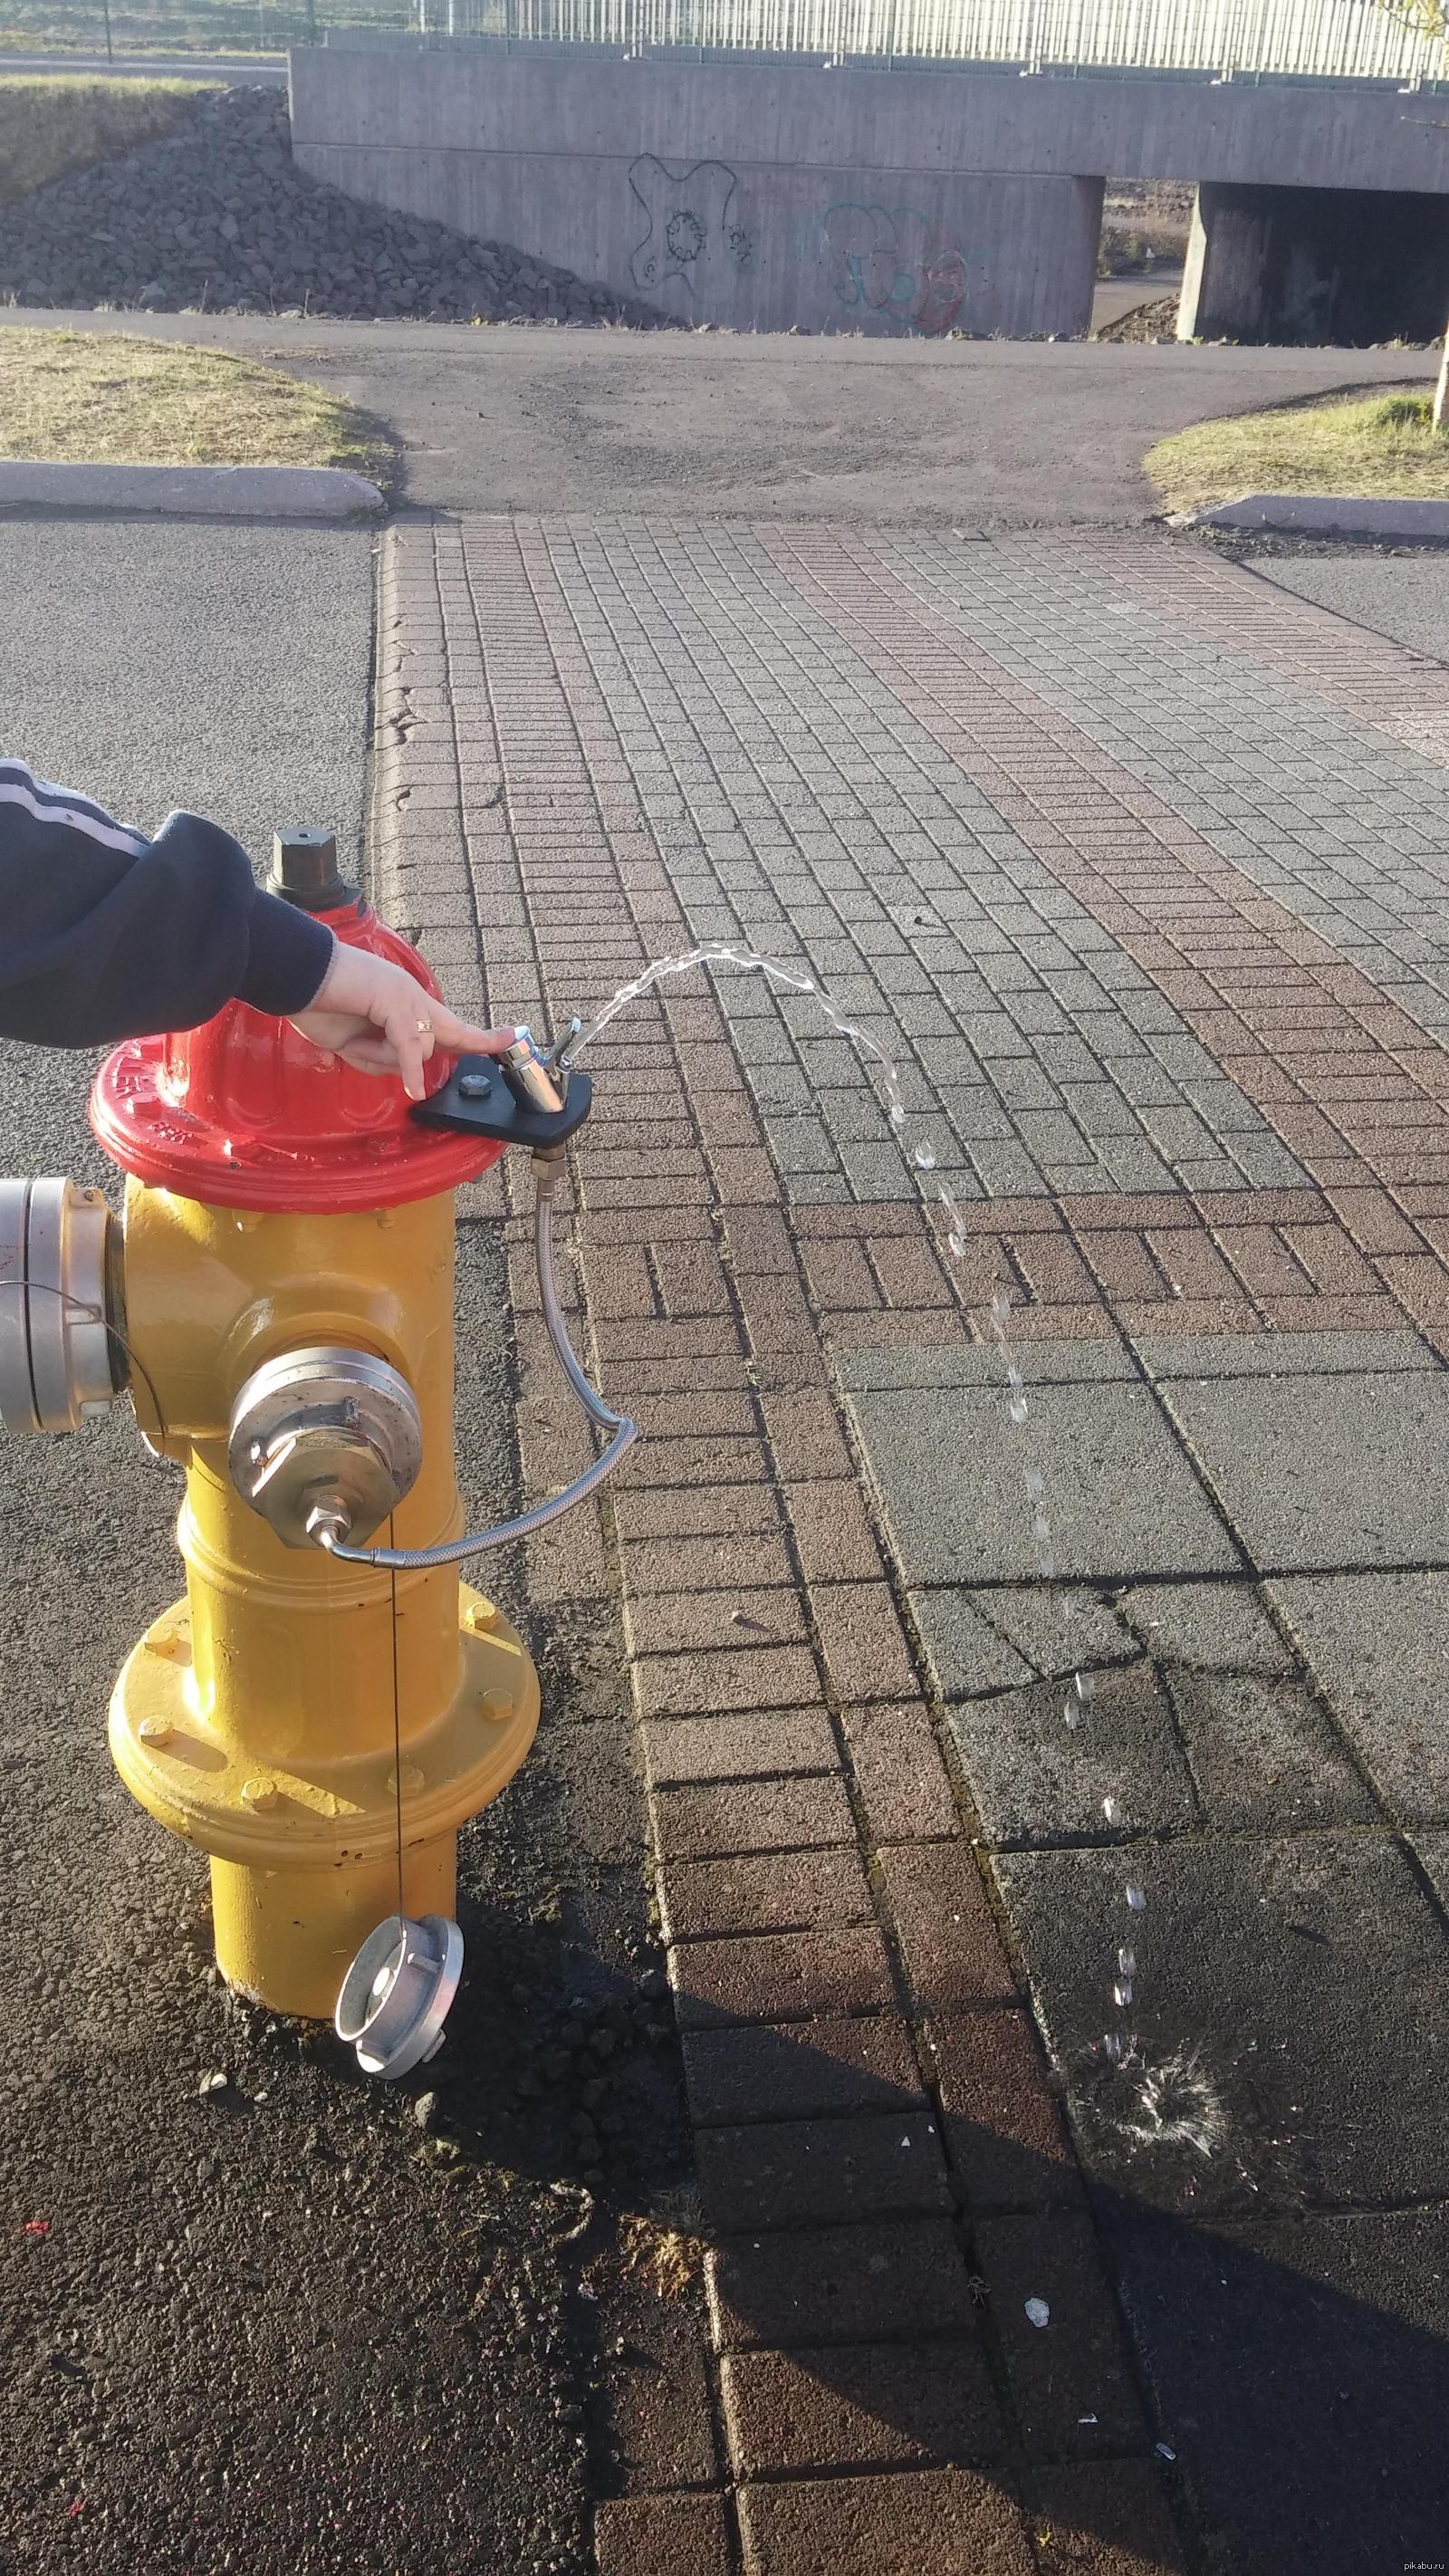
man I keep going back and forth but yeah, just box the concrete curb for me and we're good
[0,460,386,519]
[1179,491,1449,541]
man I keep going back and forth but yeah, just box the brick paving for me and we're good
[377,517,1449,2575]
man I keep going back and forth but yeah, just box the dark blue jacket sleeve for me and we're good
[0,763,335,1048]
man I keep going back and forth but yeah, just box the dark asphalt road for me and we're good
[1253,549,1449,667]
[0,521,678,2576]
[2,517,373,869]
[0,304,1434,526]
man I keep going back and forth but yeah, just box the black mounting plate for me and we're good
[411,1059,593,1151]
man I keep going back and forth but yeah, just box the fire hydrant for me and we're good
[0,831,631,2060]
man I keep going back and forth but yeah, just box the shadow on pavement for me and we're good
[655,1995,1449,2576]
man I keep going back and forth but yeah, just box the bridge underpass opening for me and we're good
[1177,182,1449,346]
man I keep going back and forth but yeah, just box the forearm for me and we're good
[0,764,333,1048]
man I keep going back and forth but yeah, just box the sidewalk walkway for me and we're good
[379,516,1449,2576]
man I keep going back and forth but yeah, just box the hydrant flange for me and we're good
[110,1583,537,1872]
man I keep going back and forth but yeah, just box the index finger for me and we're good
[432,1012,518,1058]
[380,994,431,1101]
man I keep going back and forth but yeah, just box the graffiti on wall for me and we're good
[629,156,755,296]
[820,201,967,336]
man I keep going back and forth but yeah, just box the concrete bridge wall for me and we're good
[290,46,1449,338]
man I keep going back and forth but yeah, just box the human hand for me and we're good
[290,941,515,1102]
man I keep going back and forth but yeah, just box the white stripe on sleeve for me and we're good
[0,768,146,857]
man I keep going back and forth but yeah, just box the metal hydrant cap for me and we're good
[90,892,504,1214]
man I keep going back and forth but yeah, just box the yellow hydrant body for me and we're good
[77,860,539,2021]
[109,1183,538,2019]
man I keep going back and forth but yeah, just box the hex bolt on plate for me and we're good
[334,1912,464,2080]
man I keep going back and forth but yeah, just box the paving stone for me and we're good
[652,1773,857,1860]
[632,1642,823,1719]
[1266,1572,1449,1822]
[915,1584,1135,1697]
[683,2015,926,2126]
[1133,1328,1437,1379]
[786,1477,888,1581]
[721,2339,1004,2475]
[849,1379,1237,1586]
[595,2493,734,2576]
[842,1702,963,1840]
[908,1591,1037,1697]
[643,1708,841,1786]
[994,1832,1449,2204]
[661,1845,874,1942]
[878,1842,1019,2009]
[1098,2203,1449,2576]
[974,2213,1148,2460]
[982,1584,1139,1680]
[811,1581,920,1702]
[1027,2462,1188,2575]
[760,1387,855,1480]
[696,2110,953,2230]
[929,2010,1083,2212]
[1117,1579,1293,1675]
[737,2465,1035,2576]
[627,1585,810,1656]
[669,1927,898,2029]
[1160,1367,1449,1573]
[616,1482,783,1542]
[707,2217,976,2350]
[1165,1671,1375,1830]
[946,1662,1197,1850]
[834,1341,1138,1395]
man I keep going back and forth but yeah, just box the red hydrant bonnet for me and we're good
[91,892,504,1214]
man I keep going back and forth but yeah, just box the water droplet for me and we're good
[1006,1362,1024,1389]
[1024,1468,1045,1501]
[1072,1669,1096,1708]
[1103,2031,1126,2062]
[1062,1697,1080,1732]
[1024,2297,1051,2329]
[1032,1510,1051,1544]
[947,1231,967,1259]
[1126,1884,1147,1913]
[1113,1980,1134,2008]
[1036,1551,1056,1578]
[889,1102,907,1129]
[913,1143,938,1172]
[991,1288,1012,1328]
[1102,1796,1123,1826]
[1118,1946,1137,1978]
[1008,1393,1029,1427]
[1155,2442,1176,2463]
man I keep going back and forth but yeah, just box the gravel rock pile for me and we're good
[1096,293,1180,343]
[0,83,664,327]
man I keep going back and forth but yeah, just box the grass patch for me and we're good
[0,73,216,206]
[0,326,397,488]
[1147,388,1449,514]
[0,0,398,50]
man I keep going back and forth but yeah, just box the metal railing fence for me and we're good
[4,0,1444,81]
